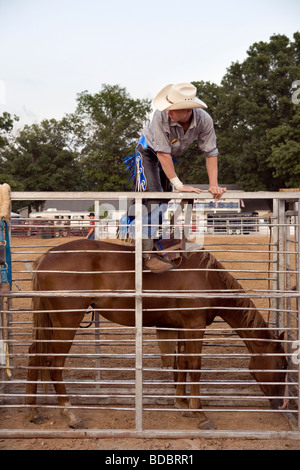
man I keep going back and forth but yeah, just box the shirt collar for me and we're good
[168,109,196,129]
[190,109,196,128]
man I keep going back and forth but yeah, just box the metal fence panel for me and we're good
[0,191,299,439]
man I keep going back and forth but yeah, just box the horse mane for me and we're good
[195,249,267,331]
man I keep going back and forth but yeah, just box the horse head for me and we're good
[249,331,288,410]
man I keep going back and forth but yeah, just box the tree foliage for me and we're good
[189,32,300,190]
[0,85,151,196]
[1,117,83,192]
[74,84,151,191]
[0,112,17,147]
[266,104,300,188]
[0,112,19,187]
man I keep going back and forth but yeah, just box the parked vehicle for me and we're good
[207,212,259,234]
[10,209,91,237]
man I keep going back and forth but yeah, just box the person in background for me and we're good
[86,212,95,240]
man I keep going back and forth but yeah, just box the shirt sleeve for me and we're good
[197,112,219,157]
[144,111,172,154]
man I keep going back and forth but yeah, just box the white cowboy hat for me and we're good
[153,83,207,111]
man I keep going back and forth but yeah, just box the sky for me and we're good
[0,0,299,129]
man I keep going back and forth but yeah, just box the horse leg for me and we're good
[174,333,189,412]
[47,323,86,429]
[24,342,46,424]
[181,329,216,430]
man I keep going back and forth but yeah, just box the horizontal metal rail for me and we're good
[10,190,300,200]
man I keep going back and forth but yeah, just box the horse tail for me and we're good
[156,329,178,368]
[32,255,52,387]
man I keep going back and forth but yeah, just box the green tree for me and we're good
[0,112,19,187]
[266,104,300,188]
[216,32,300,190]
[1,117,83,210]
[0,112,17,147]
[180,34,300,190]
[4,117,83,190]
[75,84,151,191]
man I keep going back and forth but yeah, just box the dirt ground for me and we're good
[1,436,299,451]
[0,234,299,450]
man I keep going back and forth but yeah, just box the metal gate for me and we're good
[0,190,299,440]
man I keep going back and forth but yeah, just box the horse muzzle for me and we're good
[270,397,289,410]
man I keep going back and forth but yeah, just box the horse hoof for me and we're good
[198,419,217,430]
[69,419,86,429]
[62,407,86,429]
[182,411,198,418]
[30,413,46,425]
[175,399,189,410]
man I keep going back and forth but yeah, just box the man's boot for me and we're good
[143,238,173,273]
[143,254,173,273]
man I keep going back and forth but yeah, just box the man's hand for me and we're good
[208,185,227,199]
[180,185,203,194]
[175,185,227,197]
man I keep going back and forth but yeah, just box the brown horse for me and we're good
[25,239,288,430]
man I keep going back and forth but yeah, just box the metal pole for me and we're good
[0,296,4,403]
[94,310,101,388]
[0,428,300,440]
[94,200,100,240]
[277,198,286,333]
[272,198,279,327]
[297,198,300,432]
[285,205,292,381]
[134,198,143,432]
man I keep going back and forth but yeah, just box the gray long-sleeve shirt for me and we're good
[142,109,219,158]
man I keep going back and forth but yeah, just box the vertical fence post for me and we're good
[94,310,101,388]
[272,198,279,327]
[297,198,300,432]
[134,196,143,432]
[285,206,292,376]
[0,296,5,403]
[273,198,286,332]
[94,199,101,385]
[94,200,100,240]
[277,198,286,333]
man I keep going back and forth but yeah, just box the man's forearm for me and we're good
[156,152,177,179]
[157,152,202,193]
[206,156,219,186]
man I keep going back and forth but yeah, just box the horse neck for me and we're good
[198,251,274,353]
[218,303,272,353]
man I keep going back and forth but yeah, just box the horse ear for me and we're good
[277,331,285,341]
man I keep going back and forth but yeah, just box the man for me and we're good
[127,82,226,273]
[86,212,95,240]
